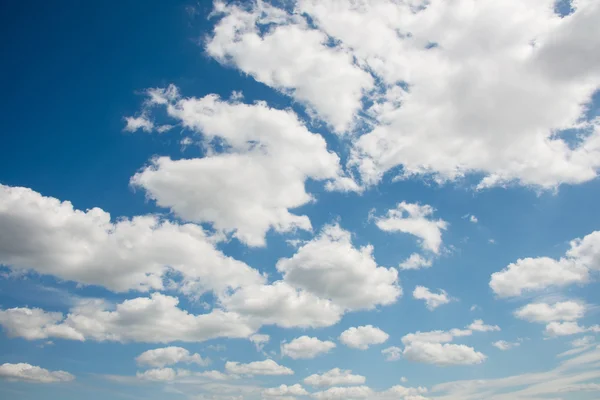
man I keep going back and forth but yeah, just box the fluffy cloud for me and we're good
[276,224,401,310]
[412,286,453,310]
[136,368,182,382]
[206,1,374,133]
[0,293,256,343]
[398,253,432,270]
[490,231,600,297]
[130,89,356,248]
[0,363,74,383]
[382,346,402,361]
[304,368,366,388]
[280,336,336,359]
[312,385,373,400]
[249,333,270,351]
[339,325,389,350]
[374,202,447,254]
[225,359,293,376]
[302,0,600,189]
[0,184,264,295]
[263,384,309,397]
[467,320,500,332]
[545,321,600,337]
[515,301,586,323]
[135,347,210,368]
[400,323,493,366]
[492,340,520,351]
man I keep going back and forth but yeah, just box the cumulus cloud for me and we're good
[467,320,501,332]
[304,368,366,388]
[0,363,74,383]
[398,253,433,270]
[123,114,154,132]
[492,340,521,351]
[515,301,586,323]
[263,384,309,397]
[312,385,373,400]
[276,224,401,310]
[225,359,293,376]
[130,88,357,248]
[249,333,270,351]
[413,286,453,310]
[0,184,264,295]
[545,321,600,337]
[382,346,402,361]
[339,325,389,350]
[135,347,210,368]
[374,202,447,254]
[206,1,373,133]
[490,231,600,297]
[0,293,256,343]
[280,336,336,359]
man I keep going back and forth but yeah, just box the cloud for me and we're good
[467,319,501,332]
[398,253,433,270]
[136,368,184,382]
[263,384,309,397]
[304,368,366,388]
[224,359,293,376]
[0,293,256,343]
[312,385,374,399]
[515,301,586,322]
[276,224,401,310]
[382,346,402,361]
[431,344,600,399]
[135,347,210,368]
[0,363,74,383]
[339,325,389,350]
[545,321,600,337]
[413,286,453,310]
[490,230,600,297]
[130,88,358,248]
[0,184,264,295]
[249,333,270,351]
[206,1,373,133]
[400,322,494,366]
[124,115,154,132]
[281,336,336,359]
[492,340,521,351]
[374,202,448,254]
[301,0,600,189]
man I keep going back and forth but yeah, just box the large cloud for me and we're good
[207,0,600,189]
[0,184,264,295]
[0,293,256,343]
[130,89,357,247]
[490,231,600,297]
[276,224,401,310]
[0,363,74,383]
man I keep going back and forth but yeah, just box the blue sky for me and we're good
[1,1,600,399]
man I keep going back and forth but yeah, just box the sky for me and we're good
[0,0,600,399]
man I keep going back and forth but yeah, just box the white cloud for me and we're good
[135,347,210,368]
[382,346,402,361]
[281,336,336,359]
[0,184,264,295]
[468,319,501,332]
[400,323,491,366]
[0,293,256,343]
[263,384,309,397]
[515,301,586,323]
[398,253,432,270]
[124,115,154,132]
[0,363,74,383]
[225,359,293,376]
[136,368,183,382]
[298,0,600,189]
[469,215,478,224]
[413,286,453,310]
[276,224,401,310]
[249,333,270,351]
[545,321,600,337]
[492,340,520,351]
[339,325,389,350]
[206,1,373,133]
[304,368,366,388]
[374,202,447,254]
[130,89,356,248]
[312,385,373,400]
[490,230,600,297]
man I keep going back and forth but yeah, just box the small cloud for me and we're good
[400,376,408,383]
[124,115,154,132]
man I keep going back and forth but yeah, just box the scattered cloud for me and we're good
[339,325,389,350]
[304,368,366,388]
[413,286,454,310]
[280,336,336,359]
[0,363,74,383]
[135,347,210,368]
[224,359,293,376]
